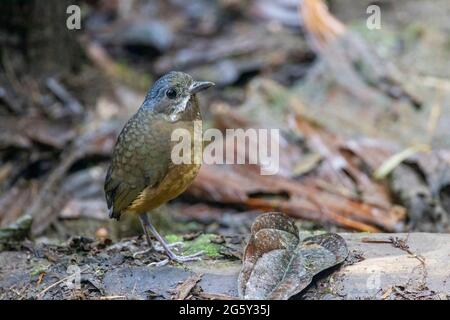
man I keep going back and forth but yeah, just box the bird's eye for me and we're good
[165,88,177,99]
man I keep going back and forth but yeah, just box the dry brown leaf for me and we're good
[238,212,348,300]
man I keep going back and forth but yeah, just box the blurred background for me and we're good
[1,0,450,246]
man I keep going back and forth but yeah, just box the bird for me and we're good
[104,71,214,264]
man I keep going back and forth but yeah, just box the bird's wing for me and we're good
[104,116,172,220]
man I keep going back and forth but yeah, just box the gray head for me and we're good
[143,71,214,117]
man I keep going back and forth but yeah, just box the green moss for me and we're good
[164,233,223,258]
[30,263,49,277]
[179,234,221,258]
[94,267,106,278]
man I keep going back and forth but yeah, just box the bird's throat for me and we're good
[167,95,201,122]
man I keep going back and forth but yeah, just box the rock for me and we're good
[118,21,173,53]
[103,266,192,299]
[198,273,239,297]
[302,233,450,300]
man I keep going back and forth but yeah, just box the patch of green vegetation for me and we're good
[94,267,106,278]
[182,234,221,258]
[164,233,223,258]
[304,260,315,270]
[30,263,49,277]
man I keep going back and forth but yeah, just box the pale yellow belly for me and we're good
[125,163,201,214]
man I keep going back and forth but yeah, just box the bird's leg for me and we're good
[140,214,154,249]
[134,214,182,259]
[139,213,203,264]
[132,214,157,258]
[136,213,182,253]
[132,215,155,258]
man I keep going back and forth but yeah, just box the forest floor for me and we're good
[1,231,449,300]
[1,0,450,300]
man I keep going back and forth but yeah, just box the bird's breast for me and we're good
[126,163,201,214]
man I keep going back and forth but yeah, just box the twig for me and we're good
[10,283,29,300]
[46,77,84,115]
[37,272,46,286]
[37,267,89,299]
[361,236,426,265]
[374,144,431,180]
[0,86,22,114]
[197,292,237,300]
[389,236,426,265]
[361,238,391,244]
[99,295,126,300]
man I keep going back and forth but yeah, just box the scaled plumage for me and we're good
[104,72,211,220]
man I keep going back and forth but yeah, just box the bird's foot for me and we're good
[168,250,204,263]
[148,258,170,267]
[133,241,183,258]
[154,241,183,253]
[148,250,204,267]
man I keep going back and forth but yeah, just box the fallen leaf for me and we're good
[238,212,348,300]
[173,274,202,300]
[292,153,323,177]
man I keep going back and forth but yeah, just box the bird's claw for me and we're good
[153,241,183,253]
[148,258,170,267]
[148,250,204,267]
[168,250,204,263]
[134,241,184,258]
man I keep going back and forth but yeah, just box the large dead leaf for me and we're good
[238,212,348,300]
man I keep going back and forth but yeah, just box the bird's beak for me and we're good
[189,81,215,94]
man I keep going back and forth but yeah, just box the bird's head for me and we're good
[143,71,214,120]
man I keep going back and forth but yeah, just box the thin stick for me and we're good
[37,267,89,299]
